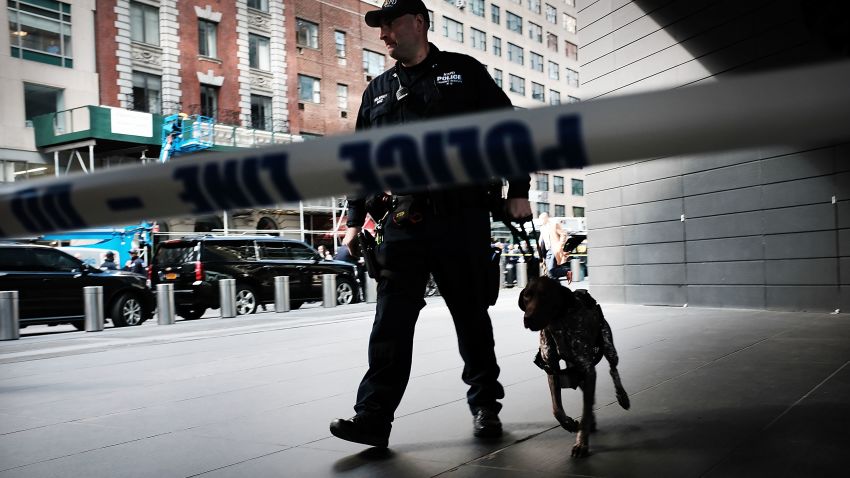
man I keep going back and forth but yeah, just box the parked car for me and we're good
[0,243,154,329]
[150,236,361,320]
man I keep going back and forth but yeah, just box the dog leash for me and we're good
[503,219,546,264]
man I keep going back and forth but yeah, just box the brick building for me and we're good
[285,0,385,137]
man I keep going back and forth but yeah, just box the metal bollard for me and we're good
[219,278,236,318]
[274,276,290,313]
[516,258,528,289]
[322,274,337,308]
[83,286,104,332]
[571,258,584,282]
[365,276,378,304]
[156,283,175,325]
[0,291,20,341]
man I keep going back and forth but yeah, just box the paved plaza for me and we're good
[1,285,848,477]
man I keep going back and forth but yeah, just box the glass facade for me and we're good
[8,0,73,67]
[250,94,272,131]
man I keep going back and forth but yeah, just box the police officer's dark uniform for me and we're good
[331,0,530,448]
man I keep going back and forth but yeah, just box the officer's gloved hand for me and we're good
[506,198,533,222]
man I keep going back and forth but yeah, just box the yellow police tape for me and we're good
[1,60,849,238]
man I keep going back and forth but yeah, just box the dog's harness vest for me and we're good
[534,290,619,388]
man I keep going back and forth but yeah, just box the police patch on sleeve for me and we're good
[436,71,463,86]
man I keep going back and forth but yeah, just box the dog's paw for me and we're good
[555,411,579,432]
[616,388,631,410]
[571,441,590,458]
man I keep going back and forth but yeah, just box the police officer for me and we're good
[330,0,532,448]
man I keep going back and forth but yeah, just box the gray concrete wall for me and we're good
[578,0,850,312]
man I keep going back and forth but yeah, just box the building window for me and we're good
[528,21,542,43]
[537,202,550,216]
[536,173,549,191]
[531,52,543,72]
[548,61,560,80]
[563,13,576,33]
[507,43,524,65]
[492,36,502,56]
[547,32,558,52]
[509,74,525,95]
[554,204,566,217]
[247,0,268,12]
[571,178,584,196]
[24,83,63,127]
[250,94,272,131]
[566,68,579,87]
[298,74,321,103]
[131,72,161,114]
[549,89,560,105]
[568,95,580,103]
[363,49,385,77]
[471,0,485,17]
[296,18,319,49]
[335,30,346,58]
[491,4,500,24]
[545,3,557,24]
[198,19,217,58]
[200,85,218,118]
[443,17,463,43]
[493,68,503,88]
[337,83,348,110]
[565,41,578,61]
[572,206,585,217]
[8,0,73,68]
[532,82,545,102]
[130,1,159,46]
[428,10,434,31]
[506,11,523,34]
[471,28,486,51]
[553,175,564,193]
[249,34,270,70]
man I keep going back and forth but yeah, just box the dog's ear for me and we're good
[518,287,528,311]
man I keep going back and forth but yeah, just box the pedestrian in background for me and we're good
[538,213,567,278]
[100,251,117,271]
[123,250,145,275]
[330,0,532,449]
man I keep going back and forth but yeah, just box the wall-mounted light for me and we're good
[14,167,48,176]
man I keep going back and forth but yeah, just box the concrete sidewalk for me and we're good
[1,288,848,477]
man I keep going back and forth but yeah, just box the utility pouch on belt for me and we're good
[358,229,382,279]
[391,195,424,226]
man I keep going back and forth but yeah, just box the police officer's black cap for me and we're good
[365,0,429,28]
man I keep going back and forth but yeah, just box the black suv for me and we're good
[151,236,361,320]
[0,244,154,329]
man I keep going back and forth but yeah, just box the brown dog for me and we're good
[519,276,630,457]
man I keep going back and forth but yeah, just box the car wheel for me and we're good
[111,293,146,327]
[235,285,258,315]
[177,307,206,320]
[336,279,357,305]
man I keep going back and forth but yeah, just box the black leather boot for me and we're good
[329,415,392,448]
[472,407,502,438]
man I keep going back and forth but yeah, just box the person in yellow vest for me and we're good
[538,213,567,278]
